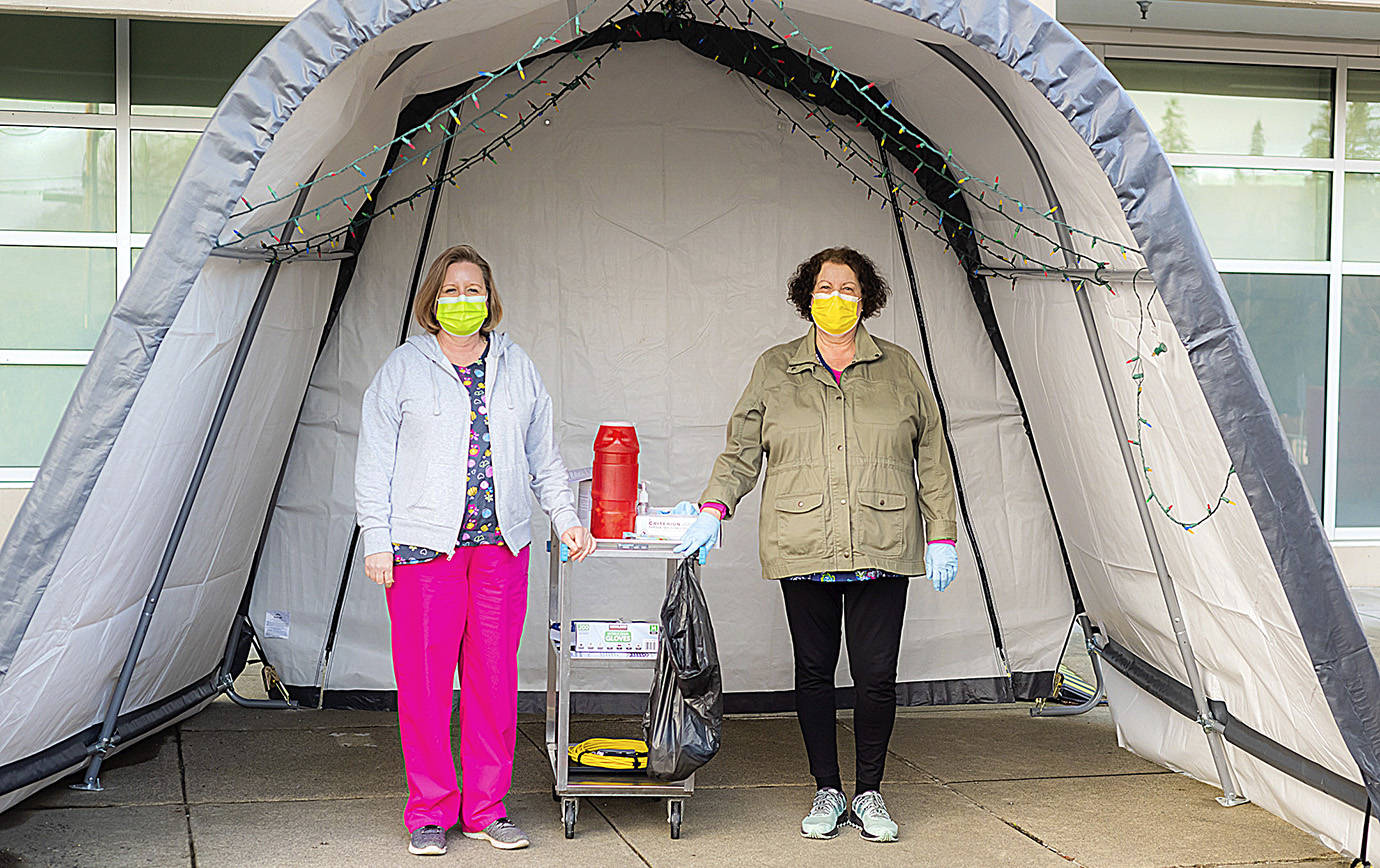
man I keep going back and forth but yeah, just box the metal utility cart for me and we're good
[546,529,709,840]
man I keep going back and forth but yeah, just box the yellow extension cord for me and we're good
[568,737,649,770]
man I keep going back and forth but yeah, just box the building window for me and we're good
[1174,167,1330,261]
[0,16,115,114]
[1109,55,1380,537]
[1343,173,1380,262]
[1339,276,1380,528]
[0,13,277,487]
[1220,274,1328,511]
[1110,59,1333,158]
[1345,69,1380,159]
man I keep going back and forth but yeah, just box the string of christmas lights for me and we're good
[1115,269,1237,532]
[208,2,1232,532]
[223,1,1133,273]
[697,0,1079,265]
[223,0,625,227]
[254,38,625,261]
[730,0,1142,263]
[699,1,1234,532]
[748,76,1044,275]
[692,0,1092,275]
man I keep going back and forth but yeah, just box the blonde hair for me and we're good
[413,244,503,335]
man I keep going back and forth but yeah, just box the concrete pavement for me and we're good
[0,692,1350,868]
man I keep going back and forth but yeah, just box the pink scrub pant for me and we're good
[385,544,530,832]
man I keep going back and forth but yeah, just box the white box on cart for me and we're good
[549,619,661,659]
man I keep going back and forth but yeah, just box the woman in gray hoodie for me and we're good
[355,244,595,856]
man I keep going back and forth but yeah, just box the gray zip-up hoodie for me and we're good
[355,331,580,558]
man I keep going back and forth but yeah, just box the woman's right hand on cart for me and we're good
[562,525,598,562]
[365,552,394,588]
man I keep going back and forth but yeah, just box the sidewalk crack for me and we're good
[176,726,198,868]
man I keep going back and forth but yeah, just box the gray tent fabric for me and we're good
[881,0,1380,806]
[0,0,1376,855]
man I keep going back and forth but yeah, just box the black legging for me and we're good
[780,576,909,795]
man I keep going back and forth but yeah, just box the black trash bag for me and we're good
[643,557,722,781]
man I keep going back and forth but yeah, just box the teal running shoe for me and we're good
[851,790,899,842]
[800,787,848,839]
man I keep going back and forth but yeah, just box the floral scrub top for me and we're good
[393,342,504,565]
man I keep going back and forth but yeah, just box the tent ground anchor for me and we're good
[216,615,298,709]
[1030,614,1106,718]
[218,672,298,710]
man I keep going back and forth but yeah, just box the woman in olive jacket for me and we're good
[675,246,959,843]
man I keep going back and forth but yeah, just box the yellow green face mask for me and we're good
[436,296,487,336]
[810,291,860,336]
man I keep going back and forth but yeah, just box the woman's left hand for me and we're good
[925,541,958,591]
[561,526,598,562]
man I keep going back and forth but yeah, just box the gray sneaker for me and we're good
[464,817,531,850]
[407,824,446,856]
[801,787,848,839]
[851,790,899,842]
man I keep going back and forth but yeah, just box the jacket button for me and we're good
[837,444,843,451]
[840,499,847,505]
[797,500,804,507]
[879,498,886,505]
[843,552,851,559]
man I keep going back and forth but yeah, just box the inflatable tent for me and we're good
[2,0,1378,855]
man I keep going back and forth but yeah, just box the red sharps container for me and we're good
[591,422,639,539]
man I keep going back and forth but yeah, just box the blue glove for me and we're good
[673,509,720,557]
[669,501,700,516]
[925,541,958,591]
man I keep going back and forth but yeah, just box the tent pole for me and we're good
[1068,275,1247,805]
[974,266,1144,283]
[213,165,328,708]
[75,187,313,791]
[76,256,284,790]
[313,114,459,706]
[921,40,1248,806]
[877,145,1010,675]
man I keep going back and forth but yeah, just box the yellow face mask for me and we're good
[811,291,860,336]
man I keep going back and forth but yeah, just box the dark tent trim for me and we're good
[0,669,220,798]
[279,673,1038,713]
[1096,637,1369,812]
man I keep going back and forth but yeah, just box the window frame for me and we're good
[0,18,201,486]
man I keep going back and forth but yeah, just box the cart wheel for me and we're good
[668,799,683,840]
[563,797,578,839]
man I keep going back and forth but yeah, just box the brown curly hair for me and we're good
[786,247,890,322]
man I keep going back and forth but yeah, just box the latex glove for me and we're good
[673,509,720,557]
[925,541,958,592]
[669,501,700,516]
[364,552,394,589]
[561,526,598,562]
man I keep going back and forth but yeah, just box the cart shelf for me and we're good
[545,527,708,840]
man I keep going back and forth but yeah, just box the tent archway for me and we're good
[0,0,1376,857]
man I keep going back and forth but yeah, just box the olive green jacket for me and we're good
[701,325,958,580]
